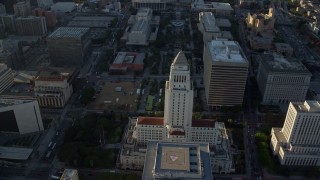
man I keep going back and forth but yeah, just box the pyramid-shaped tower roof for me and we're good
[172,51,188,66]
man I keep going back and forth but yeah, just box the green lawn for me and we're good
[145,95,155,111]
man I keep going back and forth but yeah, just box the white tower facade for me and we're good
[164,51,193,142]
[271,101,320,166]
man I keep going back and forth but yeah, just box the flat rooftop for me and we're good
[113,52,145,65]
[48,27,90,39]
[35,67,77,82]
[143,141,212,180]
[260,53,310,73]
[208,40,247,63]
[1,83,34,97]
[0,95,36,107]
[0,146,33,160]
[68,16,115,28]
[60,169,78,180]
[200,12,220,33]
[131,19,149,33]
[293,101,320,113]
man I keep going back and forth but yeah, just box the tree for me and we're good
[80,88,96,105]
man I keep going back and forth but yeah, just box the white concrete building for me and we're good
[257,53,311,105]
[203,40,248,107]
[34,67,75,108]
[198,12,233,42]
[0,64,14,94]
[120,51,234,174]
[271,101,320,166]
[192,0,233,16]
[142,141,213,180]
[125,8,159,45]
[0,96,44,134]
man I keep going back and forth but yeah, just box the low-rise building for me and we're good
[0,63,14,94]
[60,169,79,180]
[274,43,293,57]
[109,52,145,74]
[198,12,233,42]
[34,67,77,108]
[192,0,233,16]
[142,141,213,180]
[67,16,115,28]
[248,31,274,50]
[256,53,311,105]
[50,2,75,14]
[270,101,320,166]
[0,96,43,134]
[124,8,159,46]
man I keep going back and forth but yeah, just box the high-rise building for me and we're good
[37,0,53,9]
[256,53,311,105]
[47,27,91,67]
[164,51,194,142]
[0,15,16,32]
[33,9,57,28]
[271,101,320,166]
[0,63,14,94]
[120,51,234,173]
[13,0,31,17]
[0,3,7,15]
[246,8,275,33]
[0,96,44,134]
[203,40,248,107]
[15,16,47,36]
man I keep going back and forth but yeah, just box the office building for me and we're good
[132,0,168,11]
[125,8,159,46]
[14,0,31,17]
[0,96,44,134]
[271,101,320,166]
[47,27,91,67]
[37,0,53,9]
[203,40,248,107]
[50,2,76,14]
[191,1,234,16]
[0,15,16,32]
[142,141,213,180]
[109,52,145,73]
[0,64,14,94]
[120,51,234,173]
[198,12,233,42]
[0,39,23,69]
[60,169,79,180]
[33,8,57,28]
[0,3,6,15]
[274,43,293,57]
[15,16,47,36]
[34,67,76,108]
[256,53,311,105]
